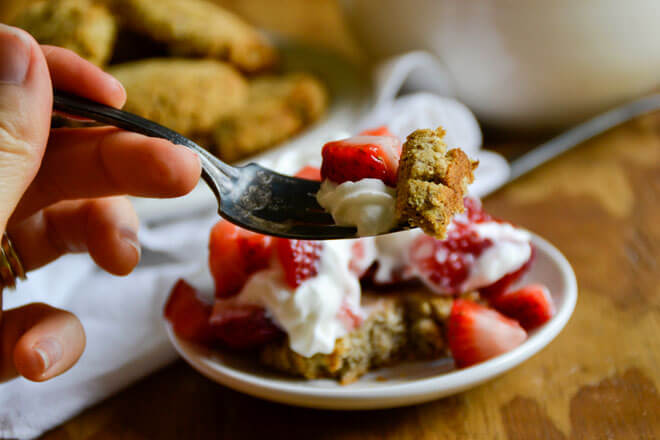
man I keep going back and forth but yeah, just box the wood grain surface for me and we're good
[2,0,659,438]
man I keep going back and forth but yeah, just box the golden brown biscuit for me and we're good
[13,0,117,67]
[213,73,328,162]
[395,127,478,238]
[108,58,248,137]
[109,0,277,72]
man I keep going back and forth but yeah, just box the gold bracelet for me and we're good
[0,233,26,290]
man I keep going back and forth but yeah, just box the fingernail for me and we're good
[33,337,63,374]
[0,24,32,85]
[106,73,126,107]
[120,228,141,261]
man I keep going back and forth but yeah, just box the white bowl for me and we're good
[341,0,660,130]
[165,232,577,410]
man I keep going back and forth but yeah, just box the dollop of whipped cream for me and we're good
[461,222,532,291]
[230,240,362,357]
[316,178,397,236]
[371,229,423,283]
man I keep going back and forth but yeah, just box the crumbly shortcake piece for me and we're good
[13,0,117,67]
[108,0,277,72]
[258,289,483,384]
[108,59,248,137]
[395,127,478,238]
[213,73,328,162]
[259,294,406,385]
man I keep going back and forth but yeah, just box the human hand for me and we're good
[0,24,201,382]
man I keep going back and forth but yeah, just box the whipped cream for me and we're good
[371,229,423,283]
[316,179,397,236]
[229,240,362,357]
[461,222,532,291]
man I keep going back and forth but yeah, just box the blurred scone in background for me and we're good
[3,0,358,163]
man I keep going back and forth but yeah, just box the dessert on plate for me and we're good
[165,126,555,383]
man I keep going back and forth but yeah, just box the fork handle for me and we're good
[52,89,236,201]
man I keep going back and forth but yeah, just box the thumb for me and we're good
[0,24,51,233]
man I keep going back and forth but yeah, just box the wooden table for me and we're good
[4,1,659,438]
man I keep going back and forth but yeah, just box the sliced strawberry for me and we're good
[409,226,494,295]
[447,299,527,368]
[320,135,401,186]
[462,197,492,223]
[209,220,273,298]
[164,279,214,343]
[492,284,555,330]
[240,231,274,274]
[295,165,322,181]
[480,246,535,298]
[359,126,395,137]
[276,238,323,288]
[210,302,282,349]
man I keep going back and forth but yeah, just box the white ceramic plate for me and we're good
[165,233,577,410]
[132,40,372,223]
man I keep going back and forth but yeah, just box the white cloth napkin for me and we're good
[0,51,510,439]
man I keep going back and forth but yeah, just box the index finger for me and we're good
[41,45,126,108]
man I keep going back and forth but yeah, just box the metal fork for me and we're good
[53,90,357,239]
[53,90,660,240]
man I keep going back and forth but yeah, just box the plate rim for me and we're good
[166,232,577,409]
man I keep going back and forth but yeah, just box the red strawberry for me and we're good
[164,279,214,343]
[209,302,282,349]
[462,196,492,223]
[359,126,395,137]
[409,227,494,295]
[295,165,322,181]
[276,239,323,288]
[320,135,401,186]
[447,299,527,368]
[209,220,273,298]
[491,284,555,330]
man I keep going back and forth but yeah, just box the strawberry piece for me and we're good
[210,302,282,349]
[492,284,555,330]
[359,126,395,137]
[209,220,243,297]
[409,226,494,295]
[480,246,535,298]
[240,231,274,274]
[164,279,214,343]
[320,135,401,186]
[276,239,323,288]
[448,299,527,368]
[209,220,273,298]
[295,165,322,181]
[462,197,493,223]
